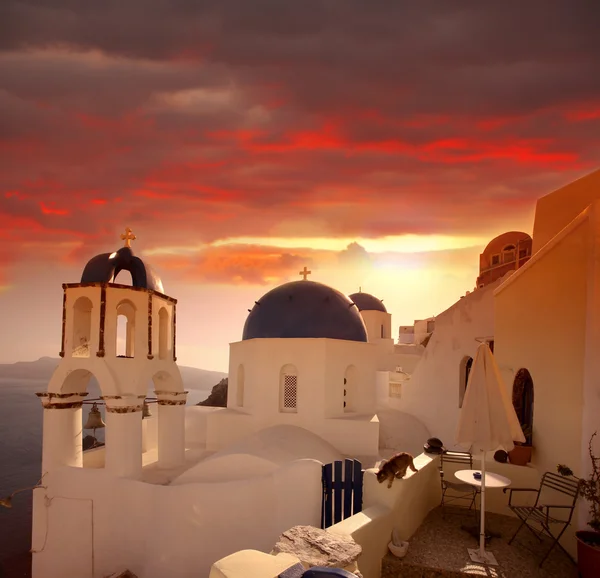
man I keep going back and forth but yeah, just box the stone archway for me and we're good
[512,368,534,444]
[41,368,113,470]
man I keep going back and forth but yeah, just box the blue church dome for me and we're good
[81,246,164,294]
[242,280,368,342]
[348,291,387,313]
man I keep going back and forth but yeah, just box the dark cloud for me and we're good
[0,1,599,285]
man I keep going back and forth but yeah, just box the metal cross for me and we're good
[299,266,312,280]
[120,227,137,248]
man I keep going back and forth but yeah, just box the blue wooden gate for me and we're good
[321,459,364,529]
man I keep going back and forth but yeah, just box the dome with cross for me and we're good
[80,227,165,293]
[242,275,368,342]
[348,290,387,313]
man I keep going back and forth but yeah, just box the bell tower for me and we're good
[37,228,187,480]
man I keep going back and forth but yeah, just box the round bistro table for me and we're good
[455,469,511,542]
[455,469,511,489]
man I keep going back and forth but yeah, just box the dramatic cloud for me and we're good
[1,1,599,287]
[149,243,312,285]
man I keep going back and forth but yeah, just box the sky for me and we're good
[1,1,599,372]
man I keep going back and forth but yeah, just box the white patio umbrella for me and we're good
[455,342,525,565]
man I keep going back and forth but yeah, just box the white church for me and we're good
[30,168,600,578]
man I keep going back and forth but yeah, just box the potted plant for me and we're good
[508,423,532,466]
[557,431,600,578]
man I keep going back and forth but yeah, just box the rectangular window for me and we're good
[491,254,500,266]
[281,374,297,412]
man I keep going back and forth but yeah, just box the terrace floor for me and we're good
[381,506,578,578]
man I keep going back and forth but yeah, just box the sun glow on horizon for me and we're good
[141,233,489,257]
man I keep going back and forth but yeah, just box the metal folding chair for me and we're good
[439,451,480,516]
[504,471,582,567]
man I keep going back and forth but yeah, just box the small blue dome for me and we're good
[348,292,387,313]
[243,281,368,342]
[81,246,164,293]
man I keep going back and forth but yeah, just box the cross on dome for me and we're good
[299,266,312,281]
[120,227,137,248]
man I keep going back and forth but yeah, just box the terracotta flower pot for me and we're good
[576,531,600,578]
[508,444,532,466]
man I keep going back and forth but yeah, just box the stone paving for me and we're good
[381,506,578,578]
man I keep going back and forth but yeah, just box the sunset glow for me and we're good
[1,2,599,370]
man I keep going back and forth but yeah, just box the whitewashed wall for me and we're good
[32,458,323,578]
[359,310,392,343]
[392,277,505,451]
[215,338,380,456]
[494,205,600,545]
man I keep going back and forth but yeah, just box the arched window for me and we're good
[380,324,385,338]
[279,365,298,413]
[512,368,534,444]
[503,244,516,264]
[72,296,93,358]
[344,365,357,412]
[236,364,245,407]
[158,307,169,360]
[459,356,473,408]
[116,299,136,358]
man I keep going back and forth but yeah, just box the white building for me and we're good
[31,242,421,578]
[30,168,600,577]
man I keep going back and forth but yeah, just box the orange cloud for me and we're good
[151,244,314,285]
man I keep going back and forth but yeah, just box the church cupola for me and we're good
[60,227,174,362]
[37,228,187,481]
[349,289,392,343]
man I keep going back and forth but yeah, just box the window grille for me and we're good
[389,383,402,398]
[281,374,297,411]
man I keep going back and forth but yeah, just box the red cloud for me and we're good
[40,202,70,216]
[151,244,314,285]
[1,8,599,290]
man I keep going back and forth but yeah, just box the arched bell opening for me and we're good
[41,369,106,470]
[81,372,106,468]
[158,307,170,360]
[116,299,136,358]
[72,296,93,358]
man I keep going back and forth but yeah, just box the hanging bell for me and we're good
[83,403,106,430]
[142,400,152,419]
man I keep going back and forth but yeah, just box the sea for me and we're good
[0,378,210,566]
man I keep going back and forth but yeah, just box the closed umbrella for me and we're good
[455,342,525,565]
